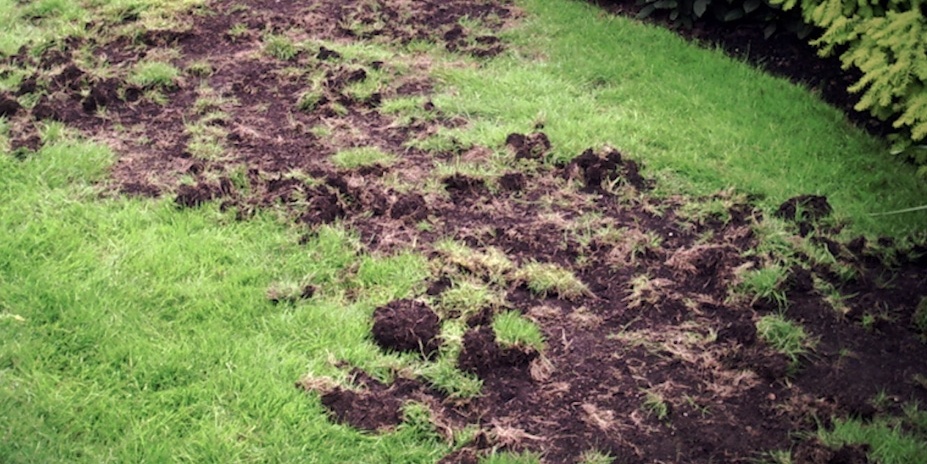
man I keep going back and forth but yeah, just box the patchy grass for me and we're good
[817,405,927,464]
[736,265,788,308]
[263,32,299,61]
[331,146,397,169]
[0,138,447,462]
[414,320,484,398]
[435,239,515,284]
[437,280,502,319]
[2,0,927,461]
[432,0,927,237]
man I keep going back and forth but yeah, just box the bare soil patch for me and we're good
[4,0,926,462]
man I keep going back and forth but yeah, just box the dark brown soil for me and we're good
[372,299,442,358]
[506,131,551,160]
[0,93,21,117]
[457,326,538,378]
[776,194,834,236]
[3,0,926,462]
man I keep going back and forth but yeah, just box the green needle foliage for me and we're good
[770,0,927,171]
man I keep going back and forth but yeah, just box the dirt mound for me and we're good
[774,194,833,236]
[564,147,651,192]
[0,93,21,117]
[390,193,428,221]
[457,326,537,378]
[498,172,526,191]
[372,300,442,357]
[776,194,833,221]
[174,179,234,209]
[505,132,551,160]
[319,379,408,431]
[443,174,487,201]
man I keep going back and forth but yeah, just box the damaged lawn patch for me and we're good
[332,146,396,169]
[4,0,927,462]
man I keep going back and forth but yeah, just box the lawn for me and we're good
[1,0,926,463]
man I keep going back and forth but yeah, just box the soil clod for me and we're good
[390,193,428,221]
[0,94,22,117]
[776,194,833,222]
[443,174,487,201]
[785,266,815,294]
[317,46,342,61]
[505,132,551,160]
[498,172,526,191]
[319,385,403,431]
[566,147,651,192]
[458,326,537,378]
[372,299,442,357]
[174,183,216,208]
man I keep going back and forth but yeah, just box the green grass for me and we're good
[755,314,814,364]
[480,451,541,464]
[414,320,483,398]
[128,60,180,89]
[263,33,299,61]
[437,280,502,318]
[3,0,927,461]
[737,265,788,308]
[641,390,670,421]
[817,405,927,464]
[492,311,545,351]
[0,140,448,462]
[430,0,927,237]
[579,450,616,464]
[514,261,590,300]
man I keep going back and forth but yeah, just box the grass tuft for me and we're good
[492,311,545,351]
[129,60,180,88]
[641,389,670,421]
[736,265,788,308]
[514,261,590,300]
[914,297,927,336]
[818,408,927,464]
[263,33,299,61]
[755,314,814,364]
